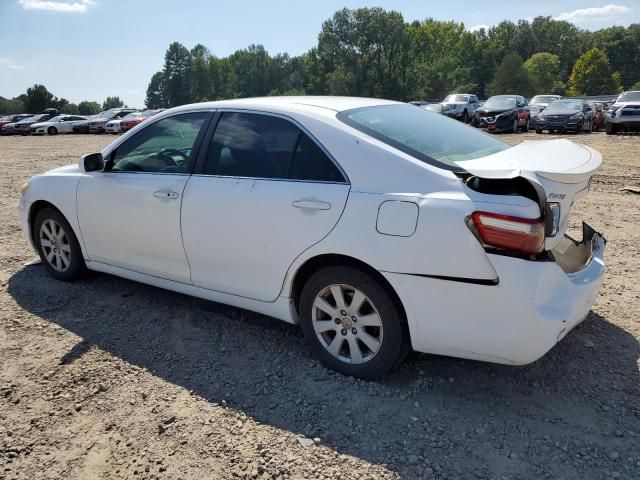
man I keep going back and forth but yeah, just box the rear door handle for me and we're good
[153,190,180,200]
[292,200,331,210]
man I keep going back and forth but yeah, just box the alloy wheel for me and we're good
[39,219,71,272]
[311,284,383,364]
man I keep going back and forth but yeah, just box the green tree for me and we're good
[145,72,166,108]
[209,56,237,100]
[102,96,125,110]
[486,52,533,97]
[524,52,563,93]
[0,96,25,115]
[163,42,193,106]
[568,48,620,95]
[191,44,211,101]
[23,84,55,113]
[630,80,640,90]
[312,8,409,98]
[77,101,102,115]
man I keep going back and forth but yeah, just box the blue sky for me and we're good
[1,0,639,107]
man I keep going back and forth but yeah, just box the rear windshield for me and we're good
[337,104,510,171]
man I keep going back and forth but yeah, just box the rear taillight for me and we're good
[471,211,545,254]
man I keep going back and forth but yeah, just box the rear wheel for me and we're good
[33,208,85,281]
[48,126,58,135]
[299,266,407,379]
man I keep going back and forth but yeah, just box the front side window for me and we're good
[338,104,509,171]
[110,112,209,173]
[204,112,344,182]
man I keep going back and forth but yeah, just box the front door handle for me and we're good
[292,200,331,210]
[153,190,180,200]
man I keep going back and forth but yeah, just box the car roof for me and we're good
[170,96,399,115]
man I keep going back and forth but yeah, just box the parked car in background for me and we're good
[119,109,164,132]
[89,108,137,133]
[73,108,136,134]
[472,95,530,133]
[536,99,593,134]
[0,114,33,129]
[440,94,479,123]
[588,102,606,131]
[605,91,640,134]
[18,96,606,378]
[1,113,56,136]
[105,119,124,134]
[30,115,88,135]
[528,95,562,127]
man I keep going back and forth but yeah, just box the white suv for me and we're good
[440,94,479,123]
[606,91,640,134]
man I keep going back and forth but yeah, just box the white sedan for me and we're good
[18,97,606,378]
[30,115,88,135]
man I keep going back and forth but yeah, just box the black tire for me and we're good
[605,121,617,135]
[461,110,469,124]
[535,128,543,134]
[576,121,583,134]
[523,117,530,132]
[299,266,408,379]
[33,208,85,281]
[48,126,58,135]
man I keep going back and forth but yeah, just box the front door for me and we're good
[77,111,211,283]
[181,111,350,301]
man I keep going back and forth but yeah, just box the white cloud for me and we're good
[468,24,490,32]
[0,58,23,70]
[18,0,95,13]
[554,4,633,24]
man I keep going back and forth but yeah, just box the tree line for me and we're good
[146,8,640,108]
[0,84,126,116]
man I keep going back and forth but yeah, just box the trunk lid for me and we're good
[456,139,602,249]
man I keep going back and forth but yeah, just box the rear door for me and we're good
[181,111,350,301]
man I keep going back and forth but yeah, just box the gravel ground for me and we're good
[0,131,639,480]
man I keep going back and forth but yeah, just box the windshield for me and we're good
[123,112,143,119]
[617,91,640,102]
[483,97,516,109]
[531,95,559,104]
[546,100,582,111]
[46,115,64,122]
[444,95,469,103]
[95,110,117,119]
[337,104,510,171]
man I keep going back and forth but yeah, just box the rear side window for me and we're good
[204,112,345,182]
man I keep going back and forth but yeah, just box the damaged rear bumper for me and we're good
[384,222,606,365]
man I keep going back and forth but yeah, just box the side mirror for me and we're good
[80,153,104,172]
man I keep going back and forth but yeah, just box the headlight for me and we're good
[20,181,30,195]
[538,114,546,120]
[570,113,580,119]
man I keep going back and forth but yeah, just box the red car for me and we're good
[588,102,606,131]
[0,114,33,129]
[119,109,164,132]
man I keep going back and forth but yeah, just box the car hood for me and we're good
[31,121,54,128]
[456,139,602,249]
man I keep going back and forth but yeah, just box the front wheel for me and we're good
[33,208,85,281]
[605,122,617,135]
[511,118,518,133]
[576,121,583,134]
[299,266,407,379]
[523,117,530,132]
[48,126,58,135]
[461,110,469,124]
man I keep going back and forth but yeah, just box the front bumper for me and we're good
[607,114,640,126]
[385,223,605,365]
[537,118,580,131]
[474,113,515,132]
[89,123,107,133]
[443,110,464,119]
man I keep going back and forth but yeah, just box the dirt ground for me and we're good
[0,131,639,480]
